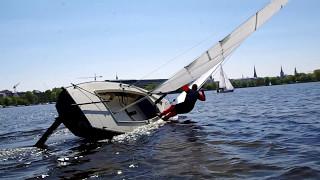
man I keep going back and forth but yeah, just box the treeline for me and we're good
[136,69,320,91]
[203,69,320,90]
[1,70,319,107]
[0,88,62,107]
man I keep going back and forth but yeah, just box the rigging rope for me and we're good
[127,33,221,88]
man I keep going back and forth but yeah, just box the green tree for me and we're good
[24,91,38,105]
[283,75,295,84]
[270,77,280,85]
[247,80,255,87]
[203,82,217,90]
[314,69,320,81]
[240,80,248,88]
[256,78,265,86]
[51,88,62,102]
[3,97,13,106]
[143,84,157,91]
[17,98,28,105]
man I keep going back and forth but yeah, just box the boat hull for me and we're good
[56,89,121,140]
[217,88,234,93]
[55,81,169,140]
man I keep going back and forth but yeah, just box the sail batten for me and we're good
[152,0,288,94]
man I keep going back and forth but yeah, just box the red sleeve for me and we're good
[181,84,190,92]
[198,90,206,101]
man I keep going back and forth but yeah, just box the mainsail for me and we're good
[152,0,288,94]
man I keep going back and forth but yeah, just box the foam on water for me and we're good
[111,119,166,143]
[0,147,43,163]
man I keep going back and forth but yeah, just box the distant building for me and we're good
[0,90,13,97]
[280,66,285,78]
[33,90,42,94]
[294,67,298,76]
[253,66,258,79]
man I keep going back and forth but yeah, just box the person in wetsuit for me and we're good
[159,84,206,121]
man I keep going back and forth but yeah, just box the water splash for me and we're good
[0,147,44,162]
[111,119,166,143]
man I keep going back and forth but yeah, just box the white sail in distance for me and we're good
[224,73,234,91]
[219,65,234,91]
[219,65,227,89]
[152,0,288,94]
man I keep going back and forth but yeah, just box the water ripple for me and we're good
[0,82,319,179]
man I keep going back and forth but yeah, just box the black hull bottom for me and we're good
[56,89,122,140]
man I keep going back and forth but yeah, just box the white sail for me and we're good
[219,66,234,91]
[219,65,227,89]
[218,65,234,91]
[224,73,234,91]
[152,0,288,94]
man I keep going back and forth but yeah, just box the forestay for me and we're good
[152,0,288,94]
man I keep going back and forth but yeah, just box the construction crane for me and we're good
[13,82,20,95]
[78,74,103,81]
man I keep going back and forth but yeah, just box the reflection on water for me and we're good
[0,82,320,179]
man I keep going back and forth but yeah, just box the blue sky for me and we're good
[0,0,319,91]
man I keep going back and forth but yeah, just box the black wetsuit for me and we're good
[175,89,199,114]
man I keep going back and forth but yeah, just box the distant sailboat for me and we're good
[217,65,234,93]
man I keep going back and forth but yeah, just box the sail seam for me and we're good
[255,12,258,31]
[219,41,225,60]
[184,66,194,79]
[152,40,243,93]
[206,51,212,60]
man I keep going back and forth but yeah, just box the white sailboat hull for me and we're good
[217,88,234,93]
[56,81,170,140]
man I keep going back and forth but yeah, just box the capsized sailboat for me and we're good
[35,0,288,147]
[217,65,234,93]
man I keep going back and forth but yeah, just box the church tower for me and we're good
[253,66,258,79]
[280,66,285,78]
[294,67,298,76]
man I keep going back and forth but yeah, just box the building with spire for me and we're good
[253,66,258,79]
[280,66,285,78]
[294,67,298,76]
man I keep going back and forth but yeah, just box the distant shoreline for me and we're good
[1,69,319,107]
[1,81,319,109]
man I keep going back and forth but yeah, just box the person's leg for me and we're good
[160,105,175,117]
[163,111,177,121]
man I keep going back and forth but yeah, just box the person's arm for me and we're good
[181,84,190,92]
[198,90,206,101]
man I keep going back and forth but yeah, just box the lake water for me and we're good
[0,82,320,179]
